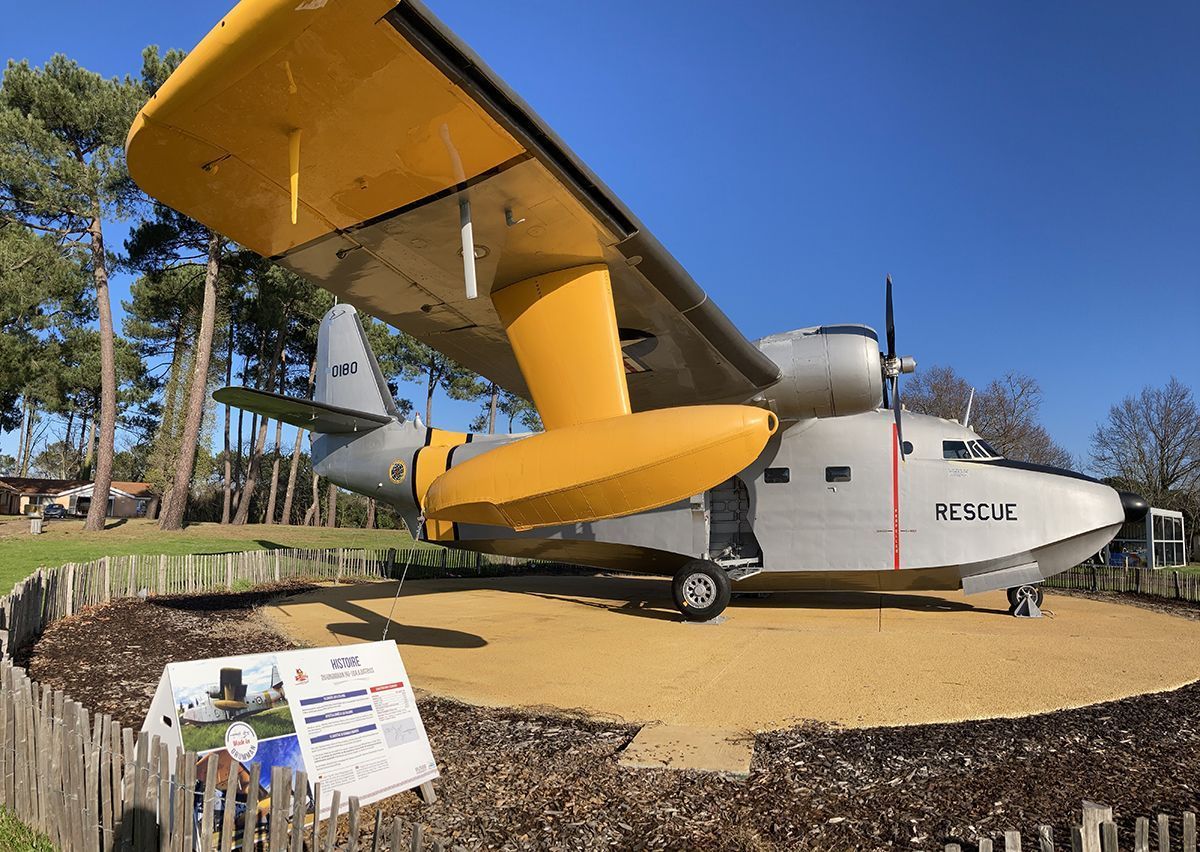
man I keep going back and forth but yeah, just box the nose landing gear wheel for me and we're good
[673,560,731,622]
[1007,583,1044,617]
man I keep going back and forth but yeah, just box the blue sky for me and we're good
[3,1,1198,466]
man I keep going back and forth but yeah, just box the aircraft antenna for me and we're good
[963,387,975,428]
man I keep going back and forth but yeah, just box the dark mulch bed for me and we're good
[26,581,319,724]
[24,587,1200,850]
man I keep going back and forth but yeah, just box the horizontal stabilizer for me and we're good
[213,387,391,435]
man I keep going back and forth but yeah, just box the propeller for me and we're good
[881,275,916,460]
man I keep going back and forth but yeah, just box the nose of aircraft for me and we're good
[1119,490,1149,523]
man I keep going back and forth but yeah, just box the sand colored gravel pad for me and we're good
[264,575,1200,730]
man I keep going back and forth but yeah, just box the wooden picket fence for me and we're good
[0,545,565,660]
[943,801,1197,852]
[0,660,451,851]
[1045,563,1200,602]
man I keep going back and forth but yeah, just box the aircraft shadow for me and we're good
[279,574,1013,623]
[276,582,488,649]
[323,620,486,649]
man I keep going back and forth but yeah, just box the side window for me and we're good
[943,440,972,460]
[825,466,852,483]
[969,441,987,458]
[764,467,790,484]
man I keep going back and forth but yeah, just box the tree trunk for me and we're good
[264,422,283,524]
[325,483,338,528]
[63,409,75,478]
[21,409,45,476]
[155,321,189,522]
[488,384,498,434]
[159,232,222,531]
[84,216,117,532]
[307,472,321,527]
[263,352,287,524]
[425,364,435,424]
[280,429,305,525]
[365,498,376,530]
[231,347,251,513]
[15,397,29,477]
[280,358,315,526]
[233,324,287,525]
[221,315,235,524]
[81,417,96,478]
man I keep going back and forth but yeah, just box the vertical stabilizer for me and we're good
[315,304,398,418]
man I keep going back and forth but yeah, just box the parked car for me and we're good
[41,504,68,519]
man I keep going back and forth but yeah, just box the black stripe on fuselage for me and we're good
[962,458,1100,483]
[445,443,463,542]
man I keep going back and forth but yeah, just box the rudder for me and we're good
[315,304,399,418]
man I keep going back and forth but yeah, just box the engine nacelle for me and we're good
[756,325,883,420]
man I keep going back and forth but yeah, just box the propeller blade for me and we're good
[885,274,896,360]
[881,374,890,409]
[893,375,905,461]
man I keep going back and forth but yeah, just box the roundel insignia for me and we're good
[387,460,407,484]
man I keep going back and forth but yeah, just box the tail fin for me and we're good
[315,304,399,418]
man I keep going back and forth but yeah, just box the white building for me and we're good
[1109,507,1187,568]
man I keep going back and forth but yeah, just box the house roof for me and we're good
[0,477,157,499]
[0,477,91,495]
[112,481,156,499]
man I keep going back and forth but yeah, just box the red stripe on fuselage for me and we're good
[892,422,900,570]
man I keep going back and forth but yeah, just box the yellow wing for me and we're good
[126,0,780,411]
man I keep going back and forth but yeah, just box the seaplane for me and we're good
[180,666,287,724]
[126,0,1147,621]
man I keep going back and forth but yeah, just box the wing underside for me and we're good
[127,0,781,411]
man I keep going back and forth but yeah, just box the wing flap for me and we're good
[213,387,392,434]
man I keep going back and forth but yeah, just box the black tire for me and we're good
[672,560,731,622]
[1007,584,1044,612]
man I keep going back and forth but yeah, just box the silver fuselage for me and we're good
[315,409,1124,596]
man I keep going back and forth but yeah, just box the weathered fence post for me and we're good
[1081,802,1112,852]
[1136,817,1151,852]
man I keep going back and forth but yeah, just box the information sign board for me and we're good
[142,641,437,842]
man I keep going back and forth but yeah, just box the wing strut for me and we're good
[440,123,479,300]
[421,263,779,531]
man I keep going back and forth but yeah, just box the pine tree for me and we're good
[0,56,145,529]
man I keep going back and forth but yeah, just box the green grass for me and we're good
[0,807,54,851]
[179,705,297,753]
[0,517,431,592]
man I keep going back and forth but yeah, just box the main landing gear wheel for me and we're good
[672,560,731,622]
[1007,583,1044,616]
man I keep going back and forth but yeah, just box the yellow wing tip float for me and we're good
[424,406,778,531]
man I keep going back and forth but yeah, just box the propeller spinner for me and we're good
[881,275,917,459]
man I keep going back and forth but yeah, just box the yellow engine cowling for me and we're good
[423,405,777,530]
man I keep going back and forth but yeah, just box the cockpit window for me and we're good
[968,441,987,458]
[978,440,1003,458]
[943,440,973,460]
